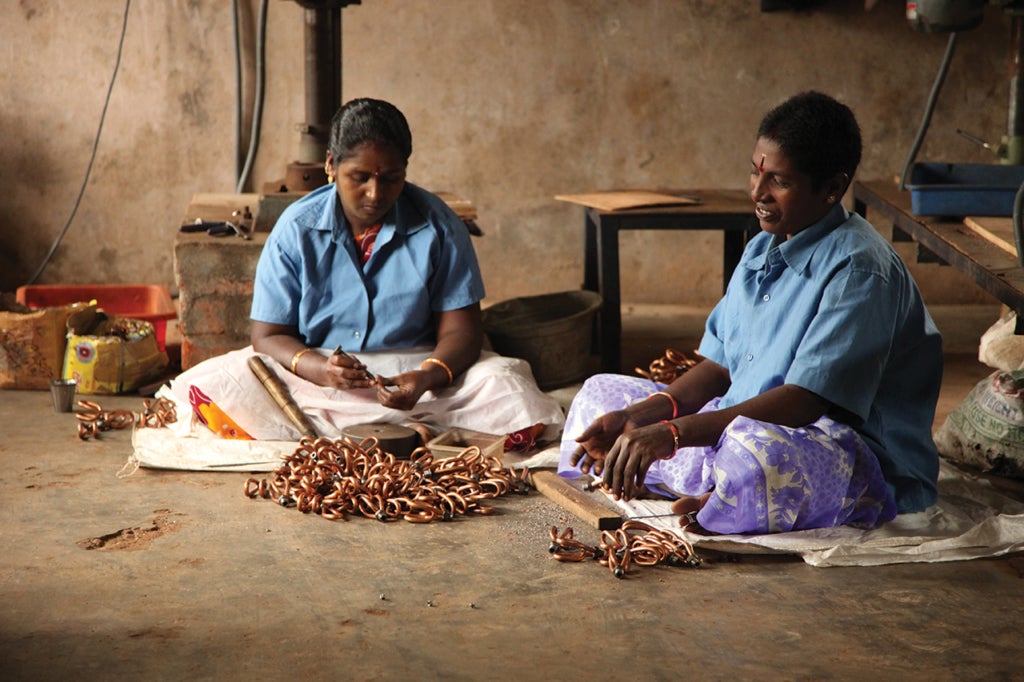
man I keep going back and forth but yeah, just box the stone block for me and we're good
[174,200,268,369]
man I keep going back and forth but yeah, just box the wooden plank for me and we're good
[855,181,1024,310]
[555,190,700,212]
[964,216,1016,257]
[531,470,623,530]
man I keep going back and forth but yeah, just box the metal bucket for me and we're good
[482,290,602,390]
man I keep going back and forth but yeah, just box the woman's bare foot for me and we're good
[671,492,713,534]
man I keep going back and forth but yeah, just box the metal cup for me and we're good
[50,379,77,413]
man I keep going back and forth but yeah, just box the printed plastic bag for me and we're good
[934,370,1024,479]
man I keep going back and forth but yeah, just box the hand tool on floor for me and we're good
[247,355,319,439]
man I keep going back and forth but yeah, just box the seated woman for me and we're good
[166,98,564,448]
[558,91,943,535]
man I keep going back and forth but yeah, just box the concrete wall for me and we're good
[1,0,1010,308]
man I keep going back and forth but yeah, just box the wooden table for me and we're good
[853,180,1024,333]
[575,189,757,372]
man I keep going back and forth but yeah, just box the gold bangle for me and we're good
[420,357,453,386]
[290,348,314,374]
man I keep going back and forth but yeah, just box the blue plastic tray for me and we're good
[907,163,1024,217]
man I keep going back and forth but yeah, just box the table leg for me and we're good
[722,228,746,294]
[596,216,621,373]
[583,209,598,292]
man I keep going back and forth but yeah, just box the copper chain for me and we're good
[635,347,701,384]
[74,398,178,441]
[548,520,702,579]
[245,436,531,524]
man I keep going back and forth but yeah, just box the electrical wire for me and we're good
[236,0,268,194]
[26,0,131,286]
[232,0,242,182]
[899,32,958,191]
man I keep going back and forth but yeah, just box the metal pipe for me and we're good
[247,356,319,439]
[1007,14,1024,165]
[300,4,342,164]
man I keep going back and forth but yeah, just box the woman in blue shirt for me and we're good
[168,99,564,445]
[558,91,943,535]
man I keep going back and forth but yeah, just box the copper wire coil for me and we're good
[244,437,529,525]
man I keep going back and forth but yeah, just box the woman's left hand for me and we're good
[373,371,432,410]
[602,422,676,501]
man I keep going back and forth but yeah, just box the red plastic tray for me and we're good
[16,284,176,350]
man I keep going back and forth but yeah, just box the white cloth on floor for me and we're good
[602,460,1024,567]
[157,346,565,443]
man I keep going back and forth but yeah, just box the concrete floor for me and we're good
[2,305,1023,680]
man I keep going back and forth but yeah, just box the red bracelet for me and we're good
[649,391,679,419]
[660,420,681,453]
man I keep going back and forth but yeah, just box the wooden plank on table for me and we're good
[964,216,1016,257]
[531,470,623,530]
[554,190,701,212]
[433,191,478,221]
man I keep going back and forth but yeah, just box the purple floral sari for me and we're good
[558,374,897,535]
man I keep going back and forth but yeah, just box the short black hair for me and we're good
[757,91,862,192]
[328,98,413,163]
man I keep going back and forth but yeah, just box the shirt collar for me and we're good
[315,183,430,243]
[762,202,849,275]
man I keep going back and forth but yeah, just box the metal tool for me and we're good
[179,217,251,240]
[333,346,376,382]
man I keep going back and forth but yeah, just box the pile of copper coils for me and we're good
[245,436,530,523]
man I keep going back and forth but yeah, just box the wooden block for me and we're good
[531,470,623,530]
[342,423,420,459]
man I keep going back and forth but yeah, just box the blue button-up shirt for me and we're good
[251,182,485,351]
[698,203,943,513]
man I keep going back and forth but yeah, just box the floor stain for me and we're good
[25,481,74,490]
[129,626,185,640]
[76,509,183,551]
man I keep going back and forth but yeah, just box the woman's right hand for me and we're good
[322,352,376,390]
[570,410,635,475]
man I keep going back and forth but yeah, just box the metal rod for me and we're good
[1007,14,1024,165]
[247,356,319,439]
[300,4,342,163]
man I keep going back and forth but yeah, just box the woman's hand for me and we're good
[369,303,484,411]
[601,421,677,501]
[570,410,636,476]
[373,370,432,410]
[322,352,377,391]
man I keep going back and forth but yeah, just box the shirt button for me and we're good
[353,331,361,339]
[746,354,754,361]
[762,294,770,302]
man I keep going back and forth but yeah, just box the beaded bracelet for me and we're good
[660,420,681,453]
[649,391,679,419]
[291,347,315,374]
[420,357,453,386]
